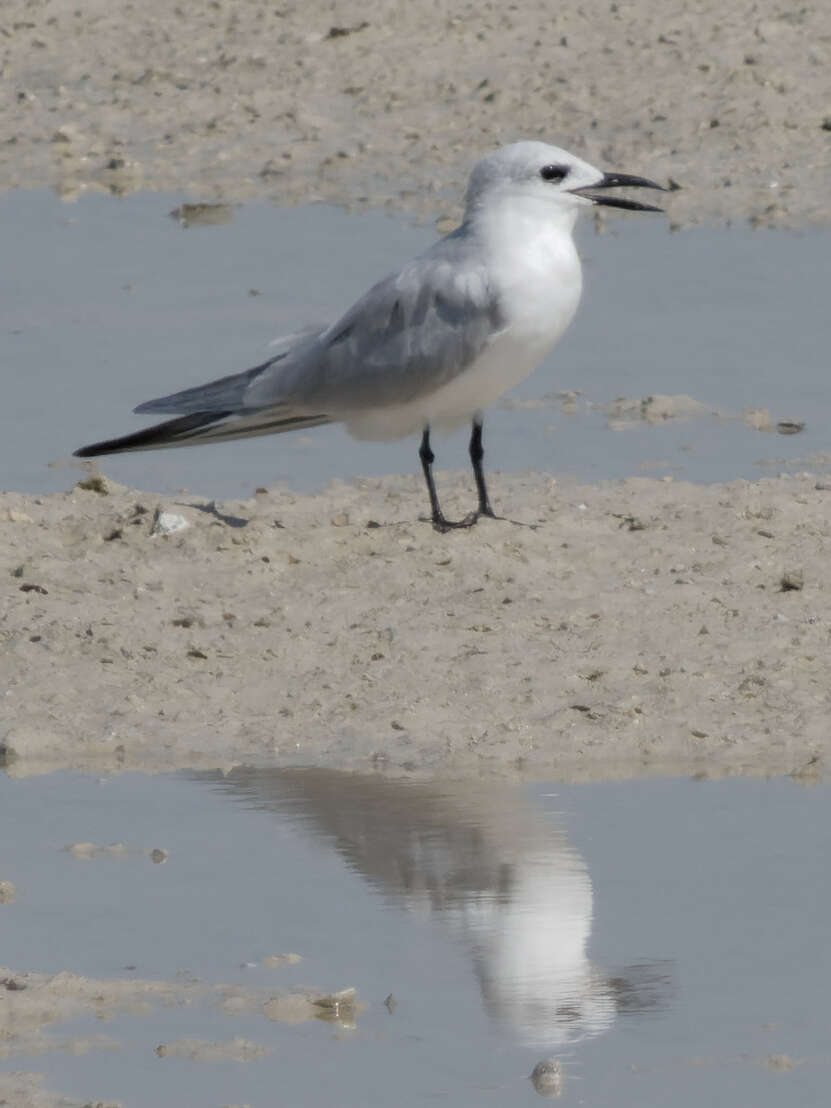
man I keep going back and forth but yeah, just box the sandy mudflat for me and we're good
[2,473,828,781]
[2,10,829,1107]
[2,0,829,227]
[0,963,357,1107]
[1,1,830,783]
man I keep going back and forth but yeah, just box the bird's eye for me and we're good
[540,164,569,182]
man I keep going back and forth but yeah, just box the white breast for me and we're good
[343,210,583,442]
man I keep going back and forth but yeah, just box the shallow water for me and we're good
[1,189,828,498]
[1,768,828,1106]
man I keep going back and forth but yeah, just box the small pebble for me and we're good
[780,569,804,592]
[76,475,109,495]
[152,509,189,535]
[530,1058,564,1098]
[312,987,357,1014]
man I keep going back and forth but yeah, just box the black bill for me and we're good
[570,171,667,212]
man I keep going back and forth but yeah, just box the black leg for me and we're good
[468,418,499,519]
[419,426,477,532]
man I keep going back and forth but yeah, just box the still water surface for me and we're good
[1,769,828,1106]
[2,189,828,496]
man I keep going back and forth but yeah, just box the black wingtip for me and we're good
[73,432,153,458]
[73,411,230,458]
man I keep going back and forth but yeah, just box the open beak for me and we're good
[570,171,666,212]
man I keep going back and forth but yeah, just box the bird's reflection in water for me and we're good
[194,768,671,1057]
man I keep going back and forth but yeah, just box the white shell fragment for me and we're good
[151,509,189,536]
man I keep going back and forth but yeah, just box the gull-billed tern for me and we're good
[75,141,665,531]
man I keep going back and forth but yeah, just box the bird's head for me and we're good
[464,141,666,224]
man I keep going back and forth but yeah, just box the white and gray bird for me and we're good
[75,141,665,530]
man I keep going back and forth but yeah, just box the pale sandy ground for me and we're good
[2,0,830,227]
[1,1,830,784]
[2,472,829,781]
[2,0,830,784]
[4,6,831,1106]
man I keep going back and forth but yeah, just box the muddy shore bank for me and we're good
[2,1,829,227]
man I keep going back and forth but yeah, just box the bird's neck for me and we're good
[465,193,580,278]
[464,193,584,347]
[466,188,579,238]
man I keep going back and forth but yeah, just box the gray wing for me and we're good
[75,230,505,458]
[133,326,324,416]
[242,232,506,413]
